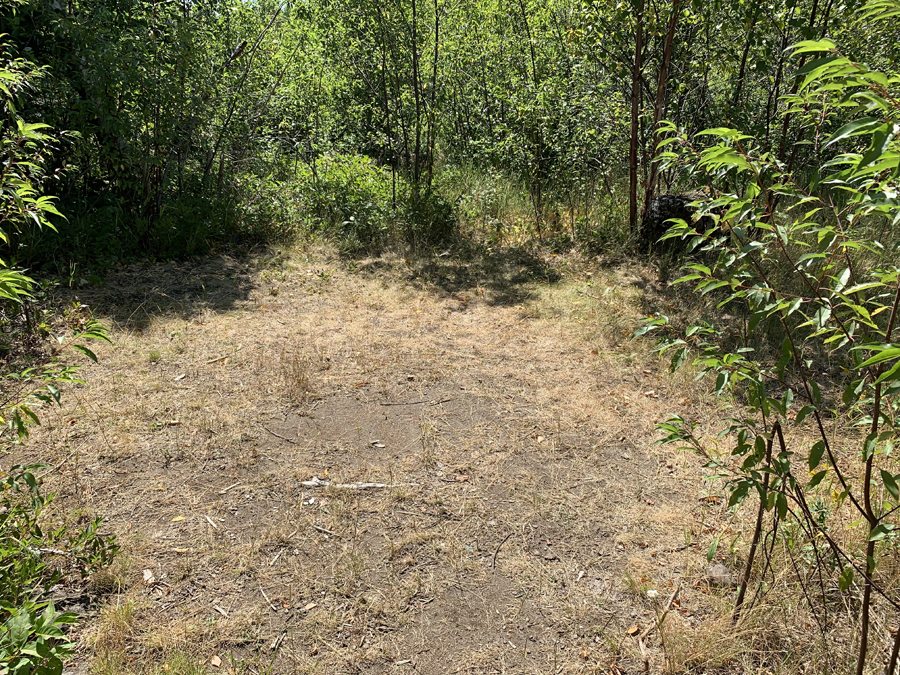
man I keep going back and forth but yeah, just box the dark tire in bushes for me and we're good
[639,194,710,254]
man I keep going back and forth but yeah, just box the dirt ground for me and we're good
[15,244,742,674]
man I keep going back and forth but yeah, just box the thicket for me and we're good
[0,0,895,267]
[0,17,117,673]
[639,3,900,671]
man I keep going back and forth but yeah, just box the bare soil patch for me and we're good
[15,245,736,674]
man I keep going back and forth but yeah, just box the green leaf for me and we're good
[808,470,828,489]
[839,566,854,592]
[844,379,864,405]
[796,405,815,425]
[864,434,878,460]
[869,523,894,541]
[881,470,900,501]
[809,441,826,470]
[858,347,900,369]
[875,360,900,384]
[791,39,837,55]
[824,117,883,149]
[71,344,98,362]
[707,535,720,562]
[776,493,788,521]
[810,380,822,406]
[857,124,894,170]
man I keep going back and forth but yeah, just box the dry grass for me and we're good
[8,242,875,674]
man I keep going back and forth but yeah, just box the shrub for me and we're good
[0,466,118,675]
[0,43,118,675]
[295,154,396,252]
[639,3,900,671]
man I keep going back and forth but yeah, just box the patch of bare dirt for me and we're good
[15,245,736,674]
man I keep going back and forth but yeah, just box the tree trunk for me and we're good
[411,0,422,189]
[628,0,644,236]
[730,7,759,117]
[426,0,440,188]
[642,0,680,219]
[777,0,821,163]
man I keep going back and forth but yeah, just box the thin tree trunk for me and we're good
[734,426,775,622]
[515,0,543,233]
[859,286,900,675]
[777,0,820,162]
[411,0,423,189]
[783,0,835,174]
[203,3,284,184]
[629,0,643,236]
[426,0,440,188]
[642,0,680,219]
[377,7,397,208]
[764,13,792,150]
[886,624,900,675]
[516,0,538,86]
[730,7,760,117]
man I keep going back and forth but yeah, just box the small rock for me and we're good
[706,563,736,588]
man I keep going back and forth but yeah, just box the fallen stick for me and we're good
[313,525,336,536]
[339,482,417,489]
[258,424,297,444]
[490,532,514,569]
[380,397,453,407]
[298,478,419,490]
[259,583,278,612]
[638,636,650,674]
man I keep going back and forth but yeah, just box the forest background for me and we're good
[4,0,893,265]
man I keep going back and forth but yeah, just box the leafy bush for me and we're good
[0,466,118,675]
[401,189,457,247]
[640,3,900,672]
[295,154,396,252]
[0,44,117,675]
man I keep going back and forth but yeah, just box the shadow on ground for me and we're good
[356,240,563,306]
[73,254,257,331]
[74,239,563,332]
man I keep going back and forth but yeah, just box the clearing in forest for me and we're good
[20,245,738,674]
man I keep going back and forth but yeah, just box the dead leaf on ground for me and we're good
[210,655,222,668]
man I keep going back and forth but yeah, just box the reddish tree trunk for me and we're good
[642,0,680,219]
